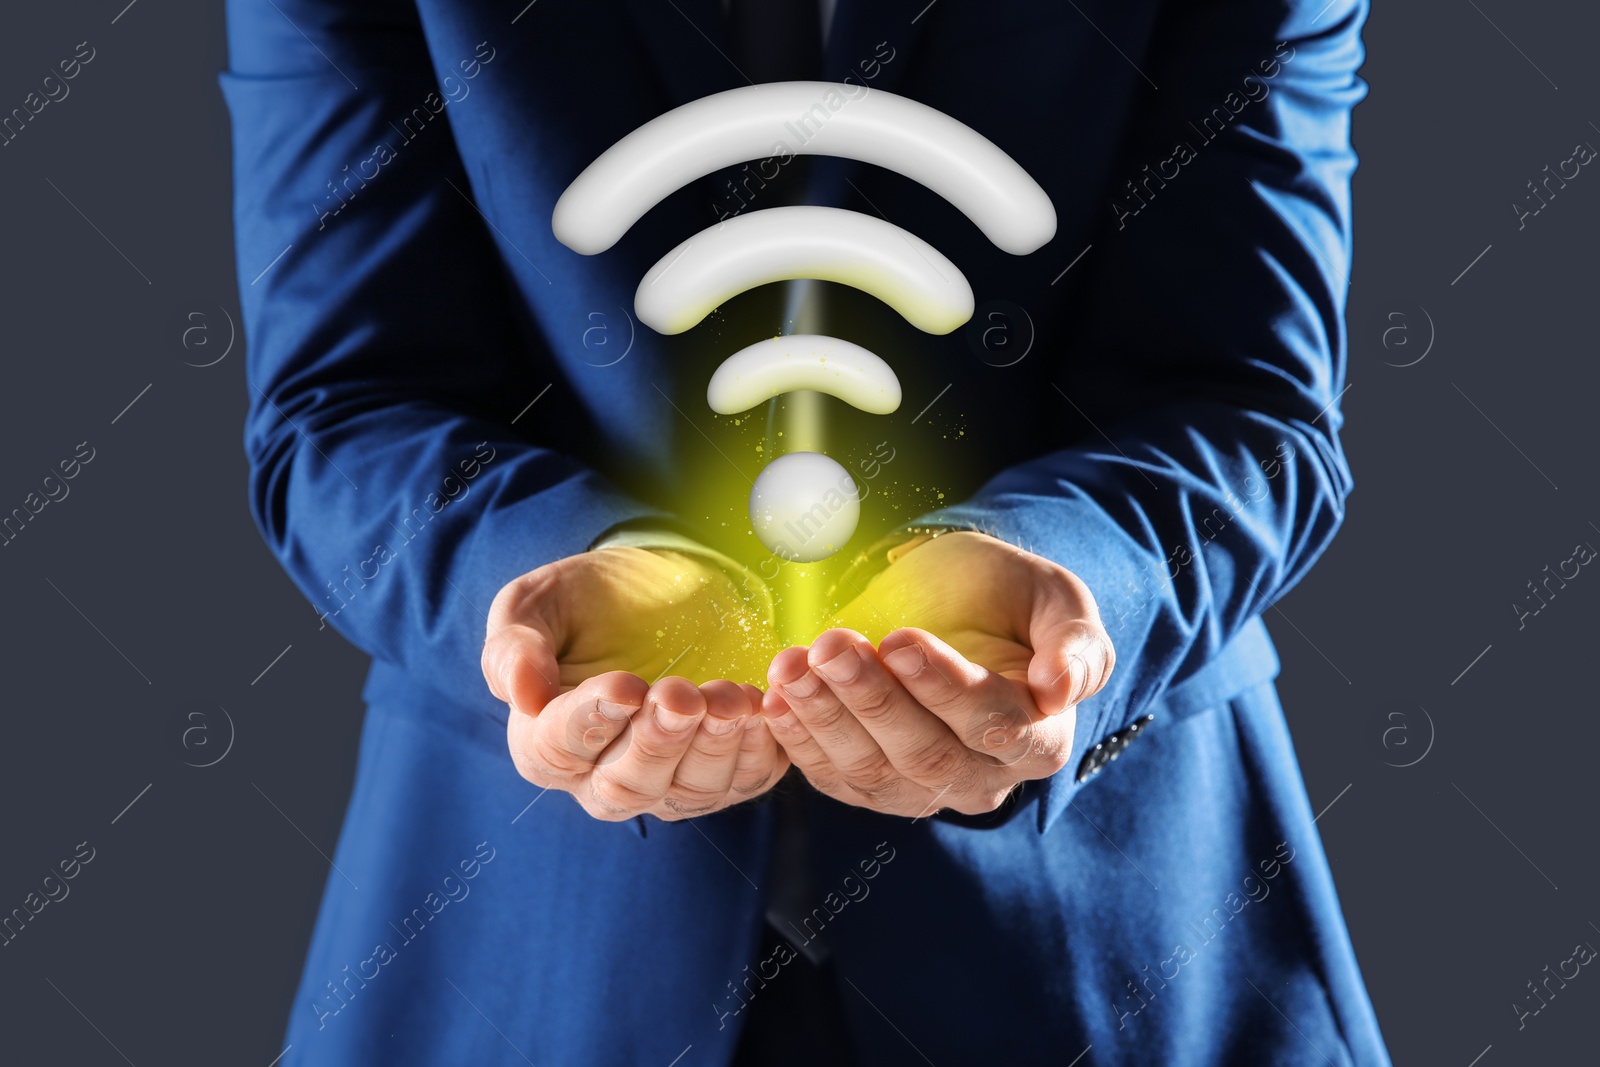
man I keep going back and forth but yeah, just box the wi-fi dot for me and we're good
[554,81,1055,563]
[750,451,861,563]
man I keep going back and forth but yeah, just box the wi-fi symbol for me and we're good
[553,81,1055,563]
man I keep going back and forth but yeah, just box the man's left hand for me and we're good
[761,531,1115,818]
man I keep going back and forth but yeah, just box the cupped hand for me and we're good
[482,547,789,821]
[761,531,1114,817]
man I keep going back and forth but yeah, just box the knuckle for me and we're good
[480,640,505,691]
[1033,732,1073,777]
[730,769,776,797]
[838,748,892,782]
[687,724,742,757]
[588,771,656,816]
[952,784,1015,816]
[794,696,851,734]
[846,779,903,806]
[924,752,986,811]
[506,735,557,786]
[1039,748,1071,777]
[579,724,619,757]
[510,756,554,789]
[1058,618,1103,649]
[799,764,845,797]
[845,684,900,721]
[578,798,633,823]
[662,785,724,816]
[966,706,1023,753]
[486,583,519,630]
[507,570,553,616]
[561,707,620,758]
[627,729,687,767]
[487,577,535,633]
[948,796,983,816]
[842,762,905,805]
[906,668,962,711]
[903,737,971,787]
[1008,726,1071,781]
[531,733,594,779]
[1045,561,1095,604]
[814,721,860,751]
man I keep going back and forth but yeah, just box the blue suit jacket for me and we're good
[223,0,1389,1063]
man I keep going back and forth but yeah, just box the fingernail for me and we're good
[884,644,925,677]
[781,671,822,699]
[653,701,701,733]
[596,699,634,721]
[1068,653,1090,705]
[814,646,863,683]
[702,713,746,736]
[499,661,516,700]
[767,710,802,732]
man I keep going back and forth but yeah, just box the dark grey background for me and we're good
[0,2,1594,1064]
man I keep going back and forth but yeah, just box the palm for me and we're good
[831,533,1035,679]
[553,548,781,689]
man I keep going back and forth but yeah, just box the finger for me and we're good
[508,671,646,785]
[804,628,977,797]
[541,672,649,770]
[730,713,788,798]
[760,685,842,793]
[731,684,787,796]
[879,628,1070,782]
[588,677,706,817]
[1022,561,1116,714]
[770,634,907,807]
[482,622,563,715]
[664,680,752,815]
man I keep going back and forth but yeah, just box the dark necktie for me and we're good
[728,0,822,85]
[726,0,832,964]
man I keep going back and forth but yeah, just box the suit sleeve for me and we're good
[916,0,1369,806]
[222,0,663,704]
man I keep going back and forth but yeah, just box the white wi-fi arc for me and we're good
[553,81,1055,563]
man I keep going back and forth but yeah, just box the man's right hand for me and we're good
[481,546,789,821]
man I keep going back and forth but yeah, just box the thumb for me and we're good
[1025,573,1115,716]
[482,574,564,716]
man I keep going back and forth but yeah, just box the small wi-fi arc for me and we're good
[554,80,1055,563]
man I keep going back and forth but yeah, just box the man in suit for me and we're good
[224,0,1389,1063]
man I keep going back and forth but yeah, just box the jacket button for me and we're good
[1074,715,1157,783]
